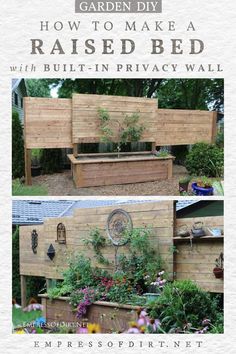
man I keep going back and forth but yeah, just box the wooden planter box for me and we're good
[68,152,174,188]
[39,294,139,333]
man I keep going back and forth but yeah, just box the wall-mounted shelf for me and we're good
[173,235,224,242]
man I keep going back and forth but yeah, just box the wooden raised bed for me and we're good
[39,294,139,333]
[68,152,174,188]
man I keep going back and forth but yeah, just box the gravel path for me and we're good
[32,165,189,196]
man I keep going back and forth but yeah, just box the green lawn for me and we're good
[12,179,48,196]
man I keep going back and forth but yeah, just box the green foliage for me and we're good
[155,151,169,158]
[196,176,213,188]
[40,149,63,174]
[46,79,223,112]
[118,228,164,289]
[31,149,42,166]
[12,110,25,178]
[157,79,224,111]
[12,227,46,303]
[26,79,50,97]
[12,308,42,328]
[12,179,48,196]
[84,228,110,265]
[179,176,191,184]
[98,108,145,155]
[147,280,223,333]
[216,129,224,148]
[120,113,145,144]
[185,143,224,177]
[47,254,105,300]
[12,227,21,302]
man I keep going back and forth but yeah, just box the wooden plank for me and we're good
[20,275,27,307]
[68,156,173,187]
[24,148,32,185]
[19,202,174,279]
[72,94,158,144]
[24,97,72,149]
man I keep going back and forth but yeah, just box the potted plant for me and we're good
[192,176,214,196]
[179,176,191,193]
[143,271,167,301]
[213,252,224,279]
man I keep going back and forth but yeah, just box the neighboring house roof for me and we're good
[176,200,199,211]
[12,78,28,96]
[12,199,157,225]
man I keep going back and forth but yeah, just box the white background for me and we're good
[0,0,235,352]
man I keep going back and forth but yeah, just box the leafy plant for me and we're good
[147,280,223,333]
[97,108,145,157]
[83,228,110,265]
[154,150,169,158]
[215,252,224,269]
[179,176,191,184]
[216,128,224,148]
[31,149,42,166]
[117,227,164,291]
[185,143,224,177]
[196,176,213,188]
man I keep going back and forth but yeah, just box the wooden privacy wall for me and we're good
[24,97,73,149]
[174,216,224,293]
[24,95,217,148]
[156,109,217,145]
[72,94,158,143]
[19,202,174,280]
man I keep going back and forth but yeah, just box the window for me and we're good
[21,98,23,108]
[14,92,18,106]
[57,223,66,244]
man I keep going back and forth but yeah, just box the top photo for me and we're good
[12,78,224,196]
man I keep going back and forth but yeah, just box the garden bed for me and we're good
[68,152,174,188]
[39,294,139,333]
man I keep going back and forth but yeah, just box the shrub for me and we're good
[185,143,224,177]
[216,130,224,148]
[12,227,21,302]
[40,149,63,174]
[12,227,46,304]
[147,280,223,333]
[12,111,25,178]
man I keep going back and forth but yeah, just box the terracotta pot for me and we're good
[213,267,223,279]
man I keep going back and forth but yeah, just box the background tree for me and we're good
[12,111,24,178]
[46,78,224,112]
[26,79,50,97]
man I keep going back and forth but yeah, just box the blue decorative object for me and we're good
[192,183,213,196]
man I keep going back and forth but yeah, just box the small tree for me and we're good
[12,111,25,178]
[98,108,145,158]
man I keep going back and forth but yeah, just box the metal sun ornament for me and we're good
[106,209,133,246]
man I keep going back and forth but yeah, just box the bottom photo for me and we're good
[12,199,224,334]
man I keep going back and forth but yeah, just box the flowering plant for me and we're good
[127,308,164,334]
[145,271,167,293]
